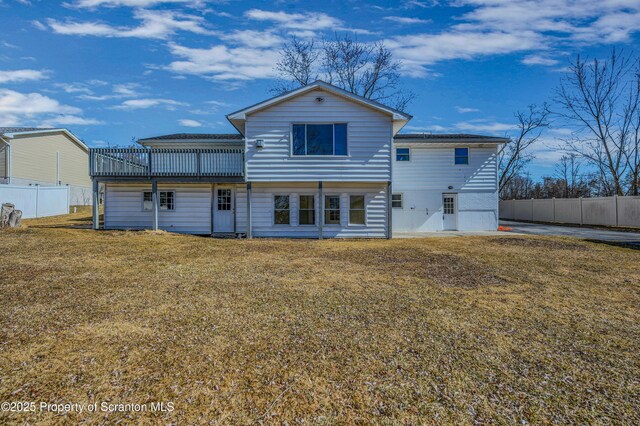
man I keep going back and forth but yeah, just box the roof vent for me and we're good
[315,97,325,103]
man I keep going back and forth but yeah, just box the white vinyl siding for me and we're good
[245,89,392,182]
[104,184,212,234]
[392,144,499,232]
[248,182,387,238]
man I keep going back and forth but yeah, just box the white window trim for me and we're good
[348,194,367,227]
[273,194,291,226]
[142,190,176,212]
[391,192,403,209]
[454,147,470,165]
[395,147,411,162]
[290,122,350,157]
[323,193,342,227]
[298,193,316,227]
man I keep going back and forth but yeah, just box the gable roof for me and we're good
[0,127,89,152]
[138,133,243,146]
[394,133,509,144]
[226,80,412,135]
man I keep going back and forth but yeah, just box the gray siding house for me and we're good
[90,81,507,237]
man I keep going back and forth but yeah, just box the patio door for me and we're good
[214,187,234,233]
[442,193,458,231]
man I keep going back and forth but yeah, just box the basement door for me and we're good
[214,187,234,233]
[442,193,458,231]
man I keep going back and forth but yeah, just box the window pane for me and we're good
[392,193,402,208]
[350,195,364,209]
[143,192,152,210]
[307,124,333,155]
[396,148,410,161]
[159,191,174,211]
[274,210,290,225]
[299,195,314,210]
[293,124,305,155]
[334,124,347,155]
[274,195,289,210]
[455,148,468,164]
[349,210,365,225]
[299,210,315,225]
[324,196,340,225]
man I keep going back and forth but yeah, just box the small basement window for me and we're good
[455,147,469,165]
[396,147,410,161]
[143,191,175,211]
[392,193,403,208]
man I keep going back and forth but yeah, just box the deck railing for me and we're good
[89,148,244,178]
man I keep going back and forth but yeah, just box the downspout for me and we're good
[0,135,11,184]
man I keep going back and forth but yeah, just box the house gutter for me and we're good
[0,134,11,184]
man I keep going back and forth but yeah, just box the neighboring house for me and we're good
[89,81,507,237]
[0,127,92,205]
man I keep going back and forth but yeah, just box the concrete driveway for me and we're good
[500,220,640,245]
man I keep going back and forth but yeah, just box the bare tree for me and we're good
[557,49,640,195]
[554,154,582,198]
[272,33,415,111]
[498,104,551,195]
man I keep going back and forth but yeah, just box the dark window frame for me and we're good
[291,123,348,156]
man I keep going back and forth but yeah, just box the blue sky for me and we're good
[1,0,639,179]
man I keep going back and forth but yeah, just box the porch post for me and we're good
[151,178,159,231]
[318,181,323,240]
[246,182,252,239]
[387,181,392,239]
[92,179,99,230]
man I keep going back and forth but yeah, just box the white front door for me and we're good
[214,187,234,233]
[442,194,457,230]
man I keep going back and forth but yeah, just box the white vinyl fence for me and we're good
[500,196,640,227]
[0,185,70,219]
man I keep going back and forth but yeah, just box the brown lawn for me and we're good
[0,208,639,424]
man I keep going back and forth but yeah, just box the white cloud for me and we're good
[454,120,517,133]
[31,20,47,30]
[178,119,202,127]
[386,0,640,76]
[220,30,284,49]
[40,115,104,126]
[455,106,479,113]
[522,54,559,66]
[383,16,431,24]
[0,89,100,126]
[165,42,280,81]
[112,98,187,110]
[244,9,341,31]
[76,82,141,100]
[48,9,212,39]
[0,69,48,83]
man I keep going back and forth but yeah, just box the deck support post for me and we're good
[92,179,100,230]
[246,182,252,239]
[151,178,159,231]
[387,181,392,239]
[318,181,323,240]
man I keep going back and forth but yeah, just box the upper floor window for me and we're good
[455,147,469,165]
[292,123,347,156]
[396,147,410,161]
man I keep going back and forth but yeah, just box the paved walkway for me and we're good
[500,220,640,244]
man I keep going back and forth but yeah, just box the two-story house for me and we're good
[89,81,507,237]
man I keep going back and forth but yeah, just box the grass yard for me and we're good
[1,208,639,424]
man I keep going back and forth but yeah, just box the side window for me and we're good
[274,195,290,225]
[391,193,403,209]
[349,195,365,225]
[299,195,315,225]
[143,191,153,211]
[396,148,410,161]
[324,195,341,225]
[143,191,174,211]
[455,147,469,165]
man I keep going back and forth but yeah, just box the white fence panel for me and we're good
[617,196,640,227]
[500,195,640,227]
[0,185,69,219]
[532,199,554,222]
